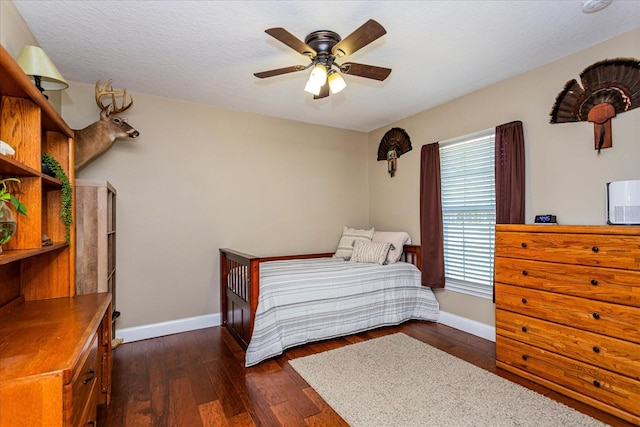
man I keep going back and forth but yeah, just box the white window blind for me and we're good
[440,130,495,298]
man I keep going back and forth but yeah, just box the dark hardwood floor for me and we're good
[98,321,634,426]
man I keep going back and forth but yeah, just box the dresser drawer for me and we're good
[495,257,640,307]
[496,310,640,379]
[76,383,98,427]
[497,336,640,421]
[495,232,640,270]
[496,283,640,344]
[64,332,99,427]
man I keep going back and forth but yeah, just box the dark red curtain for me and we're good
[494,121,525,302]
[419,143,445,288]
[495,121,525,224]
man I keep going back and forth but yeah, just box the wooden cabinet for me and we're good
[76,179,118,335]
[0,44,112,425]
[0,294,112,426]
[0,47,74,302]
[495,224,640,425]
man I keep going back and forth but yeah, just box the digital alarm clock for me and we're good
[534,215,557,224]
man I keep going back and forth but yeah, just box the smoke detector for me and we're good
[582,0,613,13]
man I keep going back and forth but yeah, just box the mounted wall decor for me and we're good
[73,79,140,172]
[377,127,412,177]
[549,57,640,153]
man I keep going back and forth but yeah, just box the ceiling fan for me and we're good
[254,19,391,99]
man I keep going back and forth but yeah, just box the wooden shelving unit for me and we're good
[0,44,112,426]
[76,179,118,335]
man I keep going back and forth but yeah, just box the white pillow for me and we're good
[372,231,412,264]
[333,226,375,260]
[351,240,393,265]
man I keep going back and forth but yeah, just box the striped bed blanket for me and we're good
[245,257,440,366]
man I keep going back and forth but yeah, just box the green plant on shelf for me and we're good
[0,178,27,249]
[0,177,28,217]
[42,153,72,244]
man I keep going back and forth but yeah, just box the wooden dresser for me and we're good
[495,224,640,425]
[0,294,112,426]
[0,44,112,426]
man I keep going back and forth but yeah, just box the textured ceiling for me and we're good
[12,0,640,132]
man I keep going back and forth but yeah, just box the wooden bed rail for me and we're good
[220,249,259,349]
[220,245,422,350]
[220,249,333,349]
[401,245,421,271]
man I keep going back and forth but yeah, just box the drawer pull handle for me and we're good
[593,346,600,353]
[521,242,527,248]
[521,355,528,361]
[592,246,599,253]
[88,421,96,426]
[593,380,601,388]
[521,298,527,304]
[522,270,528,276]
[590,279,598,286]
[521,326,528,332]
[592,313,600,320]
[83,368,96,385]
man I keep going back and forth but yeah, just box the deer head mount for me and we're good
[73,79,140,172]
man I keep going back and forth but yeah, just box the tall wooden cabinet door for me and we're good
[75,179,117,333]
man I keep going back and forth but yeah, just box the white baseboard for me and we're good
[116,311,495,345]
[116,313,221,343]
[438,311,496,342]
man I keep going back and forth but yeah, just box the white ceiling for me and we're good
[12,0,640,132]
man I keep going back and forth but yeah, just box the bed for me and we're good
[220,242,440,367]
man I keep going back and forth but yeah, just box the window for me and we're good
[440,129,495,298]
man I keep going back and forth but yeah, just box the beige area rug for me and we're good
[289,333,607,427]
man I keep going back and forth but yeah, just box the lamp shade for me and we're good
[16,45,68,91]
[304,64,328,95]
[328,71,346,94]
[309,64,327,86]
[304,78,322,96]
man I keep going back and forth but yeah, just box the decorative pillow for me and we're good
[333,226,375,260]
[351,240,393,265]
[372,231,412,264]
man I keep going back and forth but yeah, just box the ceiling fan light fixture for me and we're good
[256,20,390,99]
[304,64,328,95]
[328,70,346,94]
[309,64,327,85]
[304,78,322,95]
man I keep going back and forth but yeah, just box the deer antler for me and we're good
[95,79,134,115]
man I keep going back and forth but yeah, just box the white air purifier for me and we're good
[606,180,640,225]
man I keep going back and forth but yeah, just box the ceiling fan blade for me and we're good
[340,62,391,81]
[314,82,330,99]
[265,28,317,57]
[254,65,307,79]
[332,19,386,58]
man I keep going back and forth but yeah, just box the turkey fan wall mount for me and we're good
[378,127,412,177]
[254,19,391,99]
[549,57,640,153]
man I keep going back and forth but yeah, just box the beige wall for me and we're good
[4,2,639,332]
[368,28,640,327]
[0,0,36,57]
[0,0,62,110]
[3,0,367,330]
[65,84,368,328]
